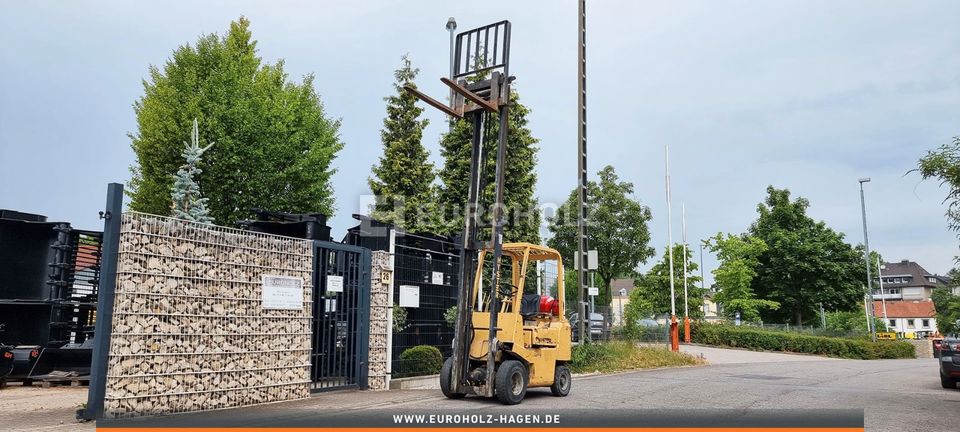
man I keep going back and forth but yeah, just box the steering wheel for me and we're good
[498,282,519,299]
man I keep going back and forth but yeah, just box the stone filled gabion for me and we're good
[104,213,313,417]
[366,251,391,390]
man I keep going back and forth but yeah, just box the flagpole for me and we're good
[665,145,678,352]
[683,203,690,343]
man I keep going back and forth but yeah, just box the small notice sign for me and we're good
[399,285,420,308]
[432,271,444,285]
[262,275,303,310]
[588,287,599,296]
[327,275,344,293]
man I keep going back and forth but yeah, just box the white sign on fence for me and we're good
[262,275,304,310]
[432,271,444,285]
[399,285,420,308]
[326,275,344,293]
[588,287,599,296]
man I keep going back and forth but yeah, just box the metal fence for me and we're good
[391,239,459,377]
[343,216,462,378]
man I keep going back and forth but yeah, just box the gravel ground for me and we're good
[0,382,94,431]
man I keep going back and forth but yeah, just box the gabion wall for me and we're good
[367,251,391,390]
[104,213,313,417]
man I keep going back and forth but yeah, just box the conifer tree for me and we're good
[368,55,438,232]
[170,119,215,224]
[436,90,541,242]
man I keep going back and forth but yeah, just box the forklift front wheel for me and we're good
[495,360,528,405]
[439,358,465,399]
[550,364,571,396]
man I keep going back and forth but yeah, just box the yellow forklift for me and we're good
[405,21,573,404]
[441,242,572,404]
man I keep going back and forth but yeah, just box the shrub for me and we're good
[397,345,443,378]
[393,305,409,333]
[691,323,915,359]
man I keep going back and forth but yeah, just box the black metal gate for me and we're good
[310,241,370,392]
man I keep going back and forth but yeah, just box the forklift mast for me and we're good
[403,20,512,396]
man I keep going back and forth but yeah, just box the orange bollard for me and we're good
[683,316,691,343]
[670,315,680,352]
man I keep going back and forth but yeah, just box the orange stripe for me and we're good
[96,428,865,432]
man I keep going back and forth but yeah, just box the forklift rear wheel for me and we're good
[550,364,571,396]
[440,358,465,399]
[495,360,528,405]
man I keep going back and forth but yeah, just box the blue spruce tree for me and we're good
[170,119,215,224]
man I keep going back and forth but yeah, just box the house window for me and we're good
[907,319,915,328]
[889,319,896,327]
[928,277,937,283]
[922,319,930,328]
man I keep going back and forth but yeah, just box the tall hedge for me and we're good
[692,323,915,359]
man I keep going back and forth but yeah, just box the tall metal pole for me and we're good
[877,257,888,330]
[446,17,457,132]
[665,145,678,351]
[858,178,876,342]
[699,240,706,291]
[682,203,690,343]
[576,0,589,344]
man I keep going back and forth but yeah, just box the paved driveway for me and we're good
[680,343,848,364]
[7,346,958,432]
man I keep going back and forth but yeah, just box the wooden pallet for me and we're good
[30,373,90,388]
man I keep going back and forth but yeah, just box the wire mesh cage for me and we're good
[103,212,314,417]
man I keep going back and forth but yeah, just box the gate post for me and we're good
[79,183,122,421]
[357,248,372,389]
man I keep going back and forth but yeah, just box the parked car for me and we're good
[636,318,660,327]
[569,312,604,341]
[940,338,960,389]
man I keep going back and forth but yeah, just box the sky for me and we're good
[2,0,960,285]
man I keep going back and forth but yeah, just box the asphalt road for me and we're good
[13,347,960,431]
[372,355,958,432]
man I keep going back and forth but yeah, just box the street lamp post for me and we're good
[858,177,877,342]
[446,17,457,132]
[877,258,889,331]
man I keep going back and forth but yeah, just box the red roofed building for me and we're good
[873,300,938,338]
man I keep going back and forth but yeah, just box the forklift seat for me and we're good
[520,294,541,319]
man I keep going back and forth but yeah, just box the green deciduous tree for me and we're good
[932,286,960,336]
[368,55,439,232]
[918,136,960,243]
[128,17,342,224]
[749,186,867,326]
[547,165,655,305]
[706,233,779,323]
[627,244,704,322]
[170,119,215,224]
[436,90,540,242]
